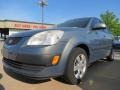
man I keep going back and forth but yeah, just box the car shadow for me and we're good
[0,73,4,90]
[4,68,51,84]
[78,60,120,90]
[53,77,68,84]
[0,84,5,90]
[0,73,3,79]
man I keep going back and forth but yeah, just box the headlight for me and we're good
[27,30,64,45]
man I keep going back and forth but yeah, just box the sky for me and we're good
[0,0,120,24]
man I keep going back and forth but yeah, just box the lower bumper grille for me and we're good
[3,58,45,71]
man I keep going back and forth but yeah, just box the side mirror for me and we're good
[92,23,107,30]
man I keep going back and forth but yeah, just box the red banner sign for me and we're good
[14,23,47,29]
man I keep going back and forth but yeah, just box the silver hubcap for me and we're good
[74,54,87,79]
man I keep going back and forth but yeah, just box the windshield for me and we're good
[57,18,90,28]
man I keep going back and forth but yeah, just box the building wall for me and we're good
[0,22,4,28]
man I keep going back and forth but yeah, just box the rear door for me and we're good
[100,28,113,55]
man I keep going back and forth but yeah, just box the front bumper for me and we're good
[3,58,62,79]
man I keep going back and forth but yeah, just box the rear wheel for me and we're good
[106,49,114,61]
[64,48,88,84]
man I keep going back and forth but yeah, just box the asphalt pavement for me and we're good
[0,41,120,90]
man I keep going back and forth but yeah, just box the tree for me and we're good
[100,11,120,36]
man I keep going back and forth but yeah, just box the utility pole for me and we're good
[38,0,47,29]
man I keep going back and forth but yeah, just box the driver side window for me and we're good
[90,18,102,30]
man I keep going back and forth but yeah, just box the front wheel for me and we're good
[64,48,88,84]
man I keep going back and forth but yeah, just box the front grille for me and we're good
[5,37,22,45]
[3,58,45,71]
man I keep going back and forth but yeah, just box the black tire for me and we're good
[106,49,114,61]
[64,48,88,85]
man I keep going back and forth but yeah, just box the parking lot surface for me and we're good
[0,41,120,90]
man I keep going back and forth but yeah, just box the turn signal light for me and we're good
[52,55,60,65]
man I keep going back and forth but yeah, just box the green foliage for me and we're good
[100,11,120,36]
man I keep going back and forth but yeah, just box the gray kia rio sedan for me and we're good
[2,17,114,84]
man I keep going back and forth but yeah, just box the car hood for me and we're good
[10,27,85,37]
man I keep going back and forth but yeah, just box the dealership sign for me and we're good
[0,20,53,29]
[14,23,47,29]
